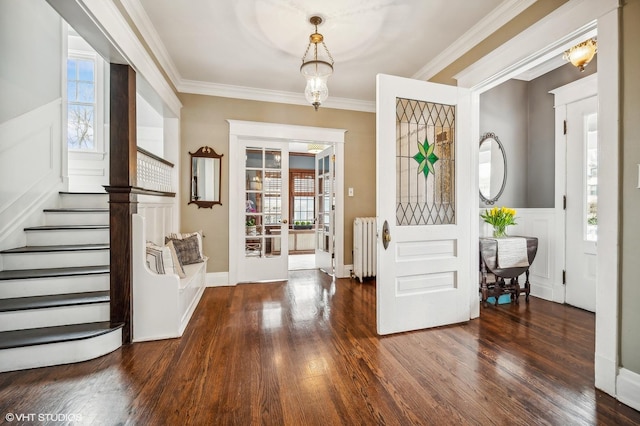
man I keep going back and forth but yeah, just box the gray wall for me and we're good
[0,1,62,123]
[479,61,597,209]
[480,79,529,208]
[527,61,597,207]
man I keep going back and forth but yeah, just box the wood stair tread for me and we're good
[24,225,109,231]
[43,208,108,213]
[59,191,107,195]
[0,265,109,281]
[0,291,109,312]
[0,321,123,350]
[1,243,109,254]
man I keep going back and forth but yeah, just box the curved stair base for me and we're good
[0,323,122,373]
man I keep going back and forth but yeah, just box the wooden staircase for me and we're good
[0,192,122,372]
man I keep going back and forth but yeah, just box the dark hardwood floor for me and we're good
[1,270,639,425]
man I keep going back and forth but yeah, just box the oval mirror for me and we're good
[189,146,223,208]
[478,132,507,205]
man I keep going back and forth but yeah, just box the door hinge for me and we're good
[563,120,567,135]
[562,270,566,285]
[563,195,567,210]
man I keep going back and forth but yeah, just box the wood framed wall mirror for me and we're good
[478,132,507,205]
[189,146,223,208]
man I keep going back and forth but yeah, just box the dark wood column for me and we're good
[107,64,137,344]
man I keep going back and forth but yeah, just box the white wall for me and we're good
[0,2,65,253]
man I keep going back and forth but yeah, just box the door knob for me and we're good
[282,219,288,224]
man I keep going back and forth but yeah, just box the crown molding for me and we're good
[178,79,376,112]
[120,0,182,89]
[412,0,538,81]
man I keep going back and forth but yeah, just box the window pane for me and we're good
[585,112,598,241]
[67,81,77,102]
[77,82,94,103]
[67,104,95,150]
[67,59,77,80]
[77,59,94,81]
[67,57,96,151]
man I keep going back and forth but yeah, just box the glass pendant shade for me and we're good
[563,38,597,72]
[300,16,334,111]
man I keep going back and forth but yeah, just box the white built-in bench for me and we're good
[132,213,206,342]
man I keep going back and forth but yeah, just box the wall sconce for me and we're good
[563,38,597,72]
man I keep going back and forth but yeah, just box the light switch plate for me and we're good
[348,187,354,197]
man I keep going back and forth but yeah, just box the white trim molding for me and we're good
[227,120,347,285]
[207,272,231,287]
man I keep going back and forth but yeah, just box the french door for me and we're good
[236,141,289,282]
[376,74,471,335]
[315,145,334,274]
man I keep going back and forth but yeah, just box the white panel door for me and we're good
[237,141,289,282]
[315,146,334,274]
[376,74,471,335]
[565,95,598,312]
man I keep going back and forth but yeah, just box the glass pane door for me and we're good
[245,147,284,258]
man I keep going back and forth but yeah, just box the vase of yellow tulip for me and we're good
[480,206,517,238]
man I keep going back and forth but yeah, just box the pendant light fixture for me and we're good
[300,16,334,111]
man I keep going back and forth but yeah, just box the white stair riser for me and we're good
[45,212,109,226]
[2,250,109,270]
[0,274,109,298]
[59,193,109,209]
[0,327,121,373]
[0,303,109,332]
[26,228,109,246]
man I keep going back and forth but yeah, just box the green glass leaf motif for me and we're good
[412,138,439,178]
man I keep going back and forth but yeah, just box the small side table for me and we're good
[479,237,538,306]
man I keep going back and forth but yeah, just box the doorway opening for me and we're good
[227,120,346,285]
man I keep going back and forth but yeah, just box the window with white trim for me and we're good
[67,54,97,151]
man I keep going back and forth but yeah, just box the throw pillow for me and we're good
[166,230,204,258]
[165,240,187,278]
[167,234,203,265]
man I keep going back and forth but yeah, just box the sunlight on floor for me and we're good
[289,254,316,271]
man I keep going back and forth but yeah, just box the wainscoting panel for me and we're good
[0,99,63,252]
[136,195,178,246]
[480,208,560,301]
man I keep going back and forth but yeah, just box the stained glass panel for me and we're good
[396,97,455,226]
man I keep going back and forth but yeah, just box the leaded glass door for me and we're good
[237,141,289,283]
[376,74,471,335]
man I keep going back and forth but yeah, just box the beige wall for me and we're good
[179,94,375,273]
[621,0,640,374]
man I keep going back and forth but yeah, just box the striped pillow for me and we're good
[145,241,186,278]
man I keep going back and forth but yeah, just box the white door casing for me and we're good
[315,145,335,275]
[376,74,472,335]
[228,120,347,285]
[565,95,598,312]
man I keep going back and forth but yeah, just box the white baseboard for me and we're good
[595,352,618,397]
[340,264,353,279]
[617,368,640,411]
[207,271,232,287]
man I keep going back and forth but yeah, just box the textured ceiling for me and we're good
[132,0,521,107]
